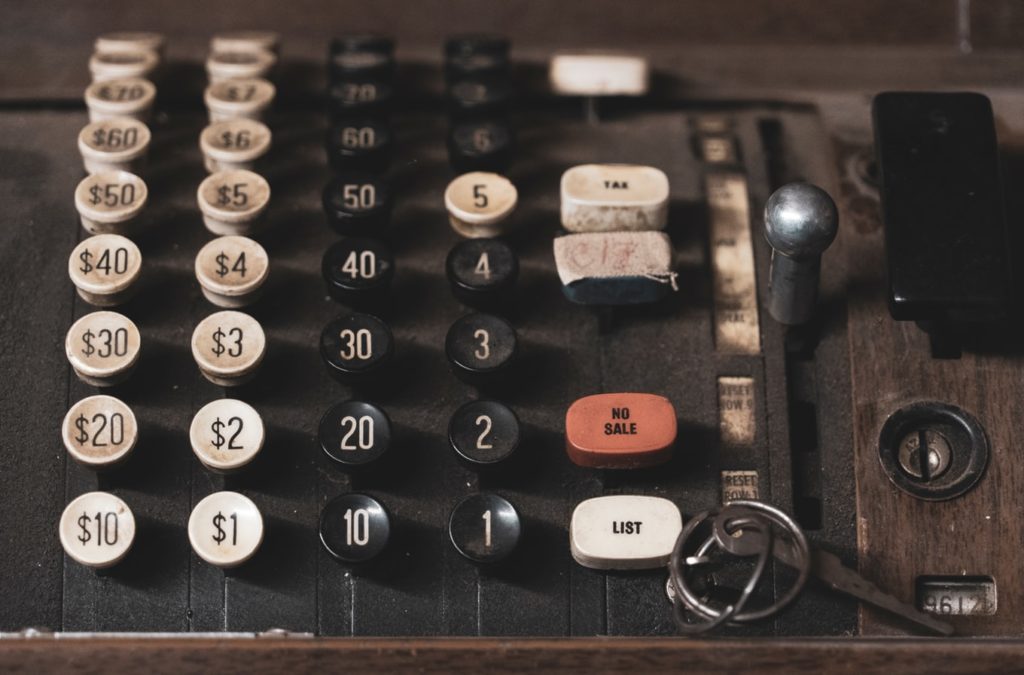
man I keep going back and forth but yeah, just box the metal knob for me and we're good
[763,183,838,325]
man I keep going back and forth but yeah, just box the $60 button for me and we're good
[191,310,266,386]
[188,491,264,568]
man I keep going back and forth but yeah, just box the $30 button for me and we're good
[65,310,141,386]
[190,399,265,472]
[59,491,136,568]
[188,491,264,568]
[191,310,266,386]
[62,395,138,468]
[194,235,269,308]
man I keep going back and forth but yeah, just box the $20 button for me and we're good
[62,395,138,468]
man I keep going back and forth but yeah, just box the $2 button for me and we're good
[565,393,677,469]
[190,399,265,472]
[195,235,269,308]
[191,310,266,386]
[60,491,136,568]
[197,169,270,236]
[68,234,142,307]
[62,395,138,468]
[188,491,264,568]
[66,311,141,386]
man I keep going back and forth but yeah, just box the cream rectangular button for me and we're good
[570,495,682,570]
[549,53,649,96]
[561,164,669,232]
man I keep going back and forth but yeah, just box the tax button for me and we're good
[565,393,676,468]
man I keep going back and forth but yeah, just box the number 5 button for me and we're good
[449,494,521,564]
[444,171,517,238]
[188,491,264,568]
[190,399,265,472]
[191,310,266,386]
[320,493,391,564]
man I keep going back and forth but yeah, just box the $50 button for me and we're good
[190,399,265,472]
[188,491,264,568]
[191,310,266,386]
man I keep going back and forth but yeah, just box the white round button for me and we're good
[78,117,151,174]
[191,310,266,386]
[94,32,165,58]
[74,170,147,235]
[444,172,518,238]
[89,50,159,83]
[196,169,270,236]
[199,118,272,173]
[66,311,141,386]
[210,31,280,55]
[59,491,136,568]
[189,399,264,472]
[194,235,269,307]
[61,395,138,467]
[68,234,142,307]
[204,78,276,123]
[188,491,264,567]
[205,49,277,84]
[84,77,156,123]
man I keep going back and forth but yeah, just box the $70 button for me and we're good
[191,310,266,386]
[188,491,264,568]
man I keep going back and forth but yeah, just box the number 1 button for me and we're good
[188,491,264,568]
[59,491,136,568]
[320,493,391,564]
[449,493,521,564]
[190,399,265,472]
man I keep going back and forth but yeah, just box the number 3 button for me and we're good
[445,313,517,385]
[320,493,391,564]
[449,493,521,564]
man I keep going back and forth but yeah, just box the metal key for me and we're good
[714,511,954,636]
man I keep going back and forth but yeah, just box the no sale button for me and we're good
[565,393,676,469]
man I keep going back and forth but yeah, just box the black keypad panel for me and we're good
[1,29,861,641]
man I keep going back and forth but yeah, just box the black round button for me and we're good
[329,51,394,82]
[319,400,392,466]
[320,313,394,382]
[327,119,392,173]
[329,78,394,116]
[331,34,395,57]
[444,35,510,60]
[320,493,391,563]
[322,173,391,234]
[448,78,513,118]
[445,313,517,382]
[448,400,520,465]
[446,238,518,308]
[448,120,513,173]
[322,238,394,304]
[448,493,521,564]
[444,35,510,82]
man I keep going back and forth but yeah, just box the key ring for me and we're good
[667,500,812,633]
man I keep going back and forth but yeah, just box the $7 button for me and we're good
[60,491,136,568]
[195,235,269,308]
[191,310,266,386]
[190,399,265,472]
[188,491,264,568]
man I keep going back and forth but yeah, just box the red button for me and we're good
[565,393,676,468]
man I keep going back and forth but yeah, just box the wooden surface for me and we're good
[2,636,1024,674]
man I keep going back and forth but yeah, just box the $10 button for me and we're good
[188,491,264,568]
[191,310,266,386]
[59,491,136,568]
[190,399,265,472]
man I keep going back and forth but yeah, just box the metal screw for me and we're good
[897,430,952,481]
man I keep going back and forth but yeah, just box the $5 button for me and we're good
[188,491,264,568]
[197,169,270,236]
[190,399,265,472]
[62,395,138,468]
[60,491,136,568]
[66,311,141,386]
[195,235,269,308]
[191,310,266,386]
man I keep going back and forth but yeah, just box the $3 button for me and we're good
[188,491,264,568]
[195,235,269,308]
[190,399,265,472]
[60,491,136,568]
[191,310,266,386]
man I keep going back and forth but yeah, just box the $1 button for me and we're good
[191,310,266,386]
[199,118,272,173]
[68,234,142,307]
[60,491,136,568]
[61,395,138,467]
[188,491,264,568]
[190,399,265,472]
[565,393,677,469]
[66,311,141,386]
[75,170,147,235]
[197,169,270,236]
[195,235,269,308]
